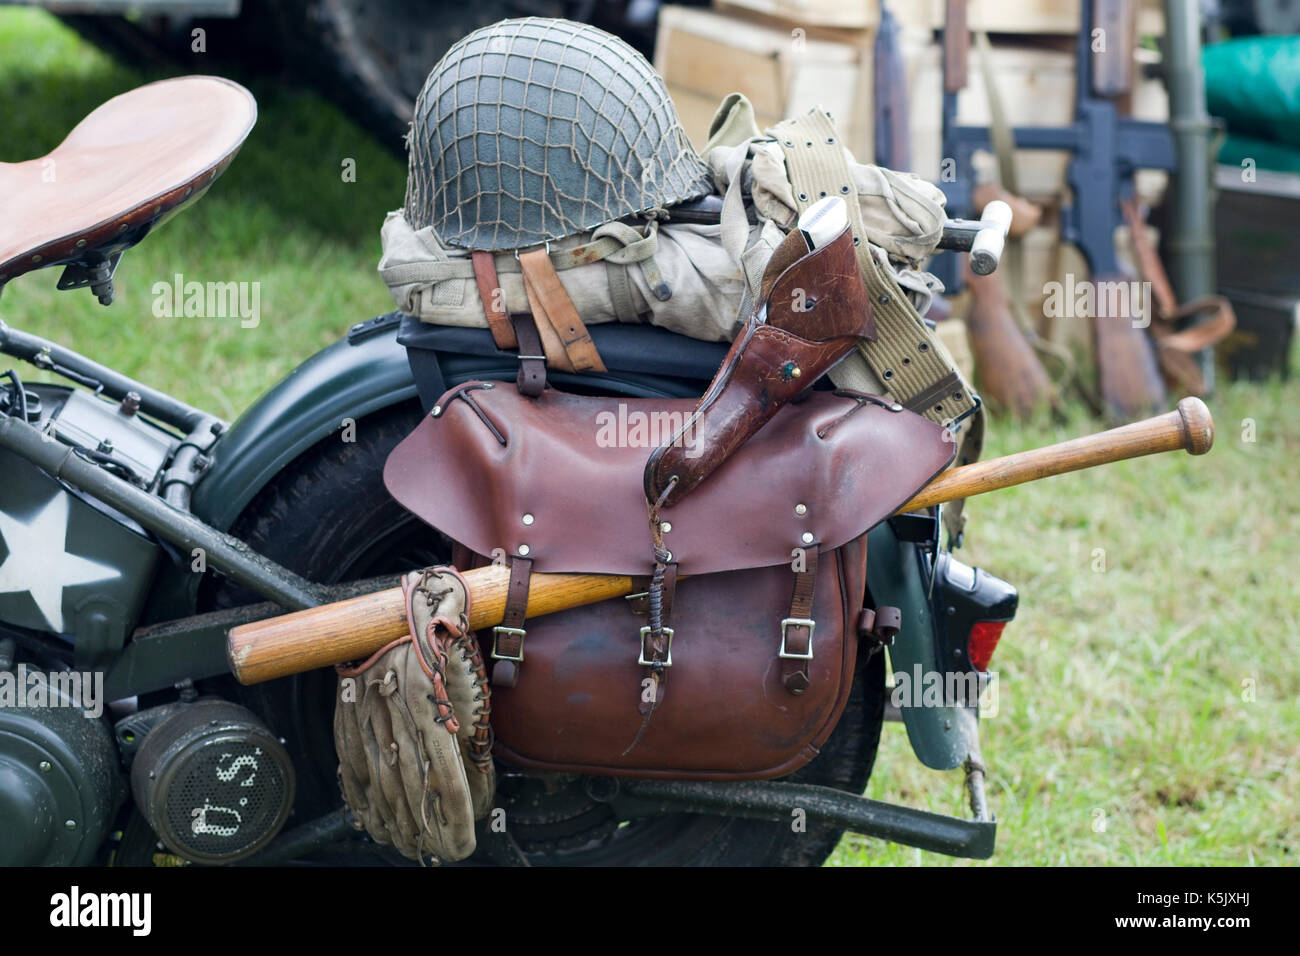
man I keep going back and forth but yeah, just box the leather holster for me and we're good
[644,225,875,507]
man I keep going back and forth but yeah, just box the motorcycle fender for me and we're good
[190,317,417,532]
[866,523,980,771]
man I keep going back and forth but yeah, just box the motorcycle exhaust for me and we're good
[226,398,1213,685]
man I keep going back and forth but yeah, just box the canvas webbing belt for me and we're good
[772,110,978,429]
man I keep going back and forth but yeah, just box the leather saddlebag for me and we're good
[384,384,954,780]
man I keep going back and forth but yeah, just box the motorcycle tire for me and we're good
[205,401,886,866]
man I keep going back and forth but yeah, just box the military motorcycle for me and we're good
[0,38,1213,866]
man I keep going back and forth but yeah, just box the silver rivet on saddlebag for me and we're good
[518,544,531,556]
[801,532,815,545]
[661,521,672,533]
[795,503,807,516]
[522,513,534,525]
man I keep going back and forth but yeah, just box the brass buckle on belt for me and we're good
[491,626,526,663]
[778,618,816,660]
[638,626,674,667]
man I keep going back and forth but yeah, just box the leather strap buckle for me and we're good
[779,618,816,660]
[638,626,674,667]
[491,626,526,663]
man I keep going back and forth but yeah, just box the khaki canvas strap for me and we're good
[772,109,977,428]
[379,232,655,287]
[518,248,607,374]
[471,250,519,350]
[975,31,1074,394]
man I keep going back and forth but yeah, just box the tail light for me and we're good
[932,552,1018,673]
[967,619,1008,672]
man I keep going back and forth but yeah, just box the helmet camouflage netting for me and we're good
[404,17,714,252]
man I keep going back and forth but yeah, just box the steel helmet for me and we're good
[404,17,714,251]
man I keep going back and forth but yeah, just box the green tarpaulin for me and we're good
[1205,36,1300,170]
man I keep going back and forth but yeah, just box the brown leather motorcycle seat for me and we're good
[0,76,256,283]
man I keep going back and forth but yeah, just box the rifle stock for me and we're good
[964,261,1055,417]
[1093,269,1167,421]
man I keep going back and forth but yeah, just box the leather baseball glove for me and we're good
[333,566,495,863]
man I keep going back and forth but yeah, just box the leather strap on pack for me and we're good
[518,248,607,374]
[512,314,547,398]
[773,109,978,428]
[491,555,532,688]
[471,250,519,350]
[625,572,677,621]
[781,543,819,695]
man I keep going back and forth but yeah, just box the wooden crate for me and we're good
[716,0,879,30]
[716,0,1166,35]
[893,0,1166,36]
[657,5,874,160]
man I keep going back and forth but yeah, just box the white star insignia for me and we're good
[0,491,121,633]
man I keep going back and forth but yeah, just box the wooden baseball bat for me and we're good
[227,398,1213,685]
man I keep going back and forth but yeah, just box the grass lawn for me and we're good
[836,370,1299,866]
[0,7,405,420]
[3,8,1296,867]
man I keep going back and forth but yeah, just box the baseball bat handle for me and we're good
[897,397,1213,512]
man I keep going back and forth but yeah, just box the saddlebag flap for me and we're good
[384,385,954,576]
[383,384,955,779]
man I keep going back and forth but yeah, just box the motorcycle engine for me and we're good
[128,699,295,864]
[0,668,124,865]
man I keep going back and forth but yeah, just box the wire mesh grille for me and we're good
[162,736,289,859]
[405,17,713,251]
